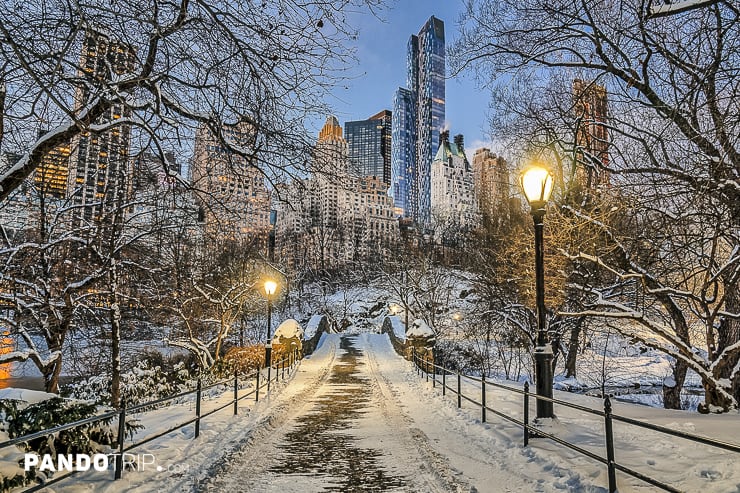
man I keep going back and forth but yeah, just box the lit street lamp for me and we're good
[520,164,555,419]
[263,279,278,391]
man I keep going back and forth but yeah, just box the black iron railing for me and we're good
[0,349,301,491]
[412,350,740,493]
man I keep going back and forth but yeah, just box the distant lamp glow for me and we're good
[389,303,402,315]
[520,165,554,208]
[264,280,277,297]
[452,312,463,322]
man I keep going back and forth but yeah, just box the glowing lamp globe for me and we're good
[520,166,554,208]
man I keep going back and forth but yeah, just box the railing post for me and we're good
[267,359,272,393]
[442,367,446,396]
[604,396,618,493]
[282,358,286,380]
[114,400,126,480]
[233,368,238,416]
[195,378,202,438]
[457,371,461,408]
[425,354,429,382]
[524,381,530,447]
[481,374,486,423]
[432,357,436,388]
[255,368,260,402]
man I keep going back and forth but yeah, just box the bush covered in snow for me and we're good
[63,361,193,408]
[0,396,141,490]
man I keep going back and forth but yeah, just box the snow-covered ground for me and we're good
[35,332,740,493]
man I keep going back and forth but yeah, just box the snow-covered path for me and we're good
[199,334,471,492]
[71,331,740,493]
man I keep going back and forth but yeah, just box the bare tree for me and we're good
[0,0,383,202]
[452,0,739,411]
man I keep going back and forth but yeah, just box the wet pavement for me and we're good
[266,336,407,491]
[205,335,426,492]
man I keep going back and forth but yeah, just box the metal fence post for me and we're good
[524,381,530,447]
[255,369,260,402]
[457,371,461,408]
[233,369,238,415]
[195,378,202,438]
[267,359,272,393]
[425,354,429,382]
[432,357,436,388]
[481,374,487,423]
[442,367,446,396]
[114,401,126,480]
[604,396,618,493]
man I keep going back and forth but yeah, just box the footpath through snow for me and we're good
[69,332,740,493]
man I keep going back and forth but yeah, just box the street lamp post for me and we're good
[263,279,277,392]
[520,165,555,419]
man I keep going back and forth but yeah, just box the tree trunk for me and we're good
[43,339,64,394]
[709,274,740,410]
[662,359,688,410]
[564,318,583,378]
[110,297,122,408]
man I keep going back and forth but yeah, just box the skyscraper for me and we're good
[573,79,609,189]
[68,29,137,223]
[345,110,392,185]
[473,148,510,225]
[390,16,445,225]
[191,122,271,242]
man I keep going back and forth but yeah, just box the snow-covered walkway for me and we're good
[72,332,740,493]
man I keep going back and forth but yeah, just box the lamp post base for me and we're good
[534,347,554,419]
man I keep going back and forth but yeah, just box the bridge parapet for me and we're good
[381,316,435,361]
[302,314,330,356]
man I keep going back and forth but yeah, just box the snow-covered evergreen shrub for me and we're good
[63,361,193,408]
[0,397,141,490]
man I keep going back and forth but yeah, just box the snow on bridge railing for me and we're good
[411,350,740,493]
[0,350,302,491]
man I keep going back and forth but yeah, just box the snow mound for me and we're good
[273,319,304,342]
[406,319,434,338]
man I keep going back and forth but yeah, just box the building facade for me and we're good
[430,132,477,241]
[390,16,445,225]
[68,29,137,224]
[190,122,271,243]
[573,79,610,189]
[472,147,510,225]
[345,110,392,185]
[276,116,399,270]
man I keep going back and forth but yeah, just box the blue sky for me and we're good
[323,0,494,154]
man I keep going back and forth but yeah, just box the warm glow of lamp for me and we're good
[264,280,277,297]
[520,165,554,207]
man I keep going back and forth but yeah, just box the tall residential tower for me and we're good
[390,16,445,225]
[345,110,392,185]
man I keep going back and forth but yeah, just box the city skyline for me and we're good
[327,1,493,160]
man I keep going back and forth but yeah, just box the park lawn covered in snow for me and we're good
[24,332,740,493]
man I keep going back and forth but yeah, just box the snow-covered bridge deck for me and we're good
[83,333,740,492]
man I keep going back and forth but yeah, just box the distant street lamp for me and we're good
[452,312,463,338]
[263,279,278,391]
[520,164,555,419]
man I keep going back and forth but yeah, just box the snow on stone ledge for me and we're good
[273,319,304,342]
[406,319,435,339]
[388,315,406,342]
[0,388,56,404]
[305,314,324,340]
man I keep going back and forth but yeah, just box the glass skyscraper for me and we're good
[345,110,392,185]
[390,16,445,224]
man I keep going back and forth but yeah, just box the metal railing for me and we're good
[0,349,301,491]
[413,350,740,493]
